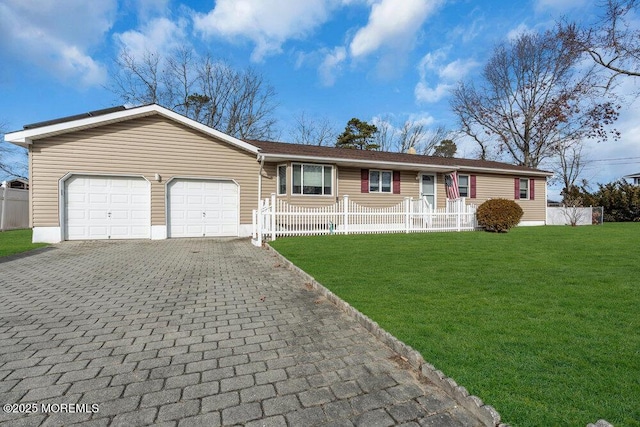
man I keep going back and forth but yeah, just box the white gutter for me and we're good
[258,153,553,177]
[258,153,455,172]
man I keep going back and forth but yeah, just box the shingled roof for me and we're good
[247,140,553,176]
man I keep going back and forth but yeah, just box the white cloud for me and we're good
[114,17,188,60]
[507,23,532,41]
[438,58,479,81]
[129,0,171,21]
[415,82,454,103]
[193,0,340,62]
[350,0,442,59]
[0,0,116,86]
[319,47,347,86]
[415,50,479,103]
[534,0,589,13]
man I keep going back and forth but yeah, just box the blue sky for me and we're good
[1,0,640,198]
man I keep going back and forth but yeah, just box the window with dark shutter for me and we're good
[530,178,535,200]
[361,169,369,193]
[393,171,401,194]
[470,175,477,198]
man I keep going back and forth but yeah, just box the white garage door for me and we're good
[65,175,150,240]
[168,179,239,238]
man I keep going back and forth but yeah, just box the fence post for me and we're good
[343,195,349,235]
[257,200,263,246]
[404,197,411,233]
[456,203,461,231]
[0,186,6,232]
[270,193,276,242]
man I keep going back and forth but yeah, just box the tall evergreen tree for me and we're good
[336,118,379,150]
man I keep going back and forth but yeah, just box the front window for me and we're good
[369,170,392,193]
[458,175,469,198]
[277,165,286,195]
[292,163,333,195]
[519,178,530,200]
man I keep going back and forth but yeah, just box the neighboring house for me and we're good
[3,178,29,190]
[5,104,552,243]
[624,172,640,185]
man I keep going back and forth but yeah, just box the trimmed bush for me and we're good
[477,198,523,232]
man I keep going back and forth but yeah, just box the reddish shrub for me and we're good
[477,198,523,232]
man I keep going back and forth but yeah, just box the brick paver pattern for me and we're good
[0,239,482,426]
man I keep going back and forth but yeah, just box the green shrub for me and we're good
[477,198,523,232]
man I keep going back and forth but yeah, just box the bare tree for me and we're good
[1,121,28,180]
[111,49,161,105]
[554,143,588,201]
[559,0,640,86]
[290,112,336,146]
[373,116,395,151]
[109,47,278,140]
[373,117,448,154]
[415,125,448,155]
[451,30,620,169]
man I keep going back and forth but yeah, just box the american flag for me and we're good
[445,171,460,199]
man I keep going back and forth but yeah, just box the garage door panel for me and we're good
[168,179,238,238]
[88,210,108,220]
[65,175,150,240]
[89,193,109,203]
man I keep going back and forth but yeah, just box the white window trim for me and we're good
[519,178,530,200]
[291,163,333,196]
[369,169,393,193]
[458,174,470,198]
[277,164,287,196]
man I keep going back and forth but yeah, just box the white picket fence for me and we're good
[252,194,477,245]
[0,186,29,231]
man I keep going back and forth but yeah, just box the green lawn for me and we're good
[0,229,48,258]
[270,224,640,427]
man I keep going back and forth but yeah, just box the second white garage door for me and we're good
[167,179,239,238]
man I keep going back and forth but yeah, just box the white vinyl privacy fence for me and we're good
[0,186,29,231]
[252,194,477,245]
[547,206,599,226]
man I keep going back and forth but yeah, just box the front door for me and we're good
[420,174,436,208]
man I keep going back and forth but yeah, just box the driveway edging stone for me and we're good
[266,243,507,427]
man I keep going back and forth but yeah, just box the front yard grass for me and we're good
[0,229,48,258]
[270,223,640,426]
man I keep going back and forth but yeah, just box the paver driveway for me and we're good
[0,239,483,426]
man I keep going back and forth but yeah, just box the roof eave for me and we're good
[258,152,554,176]
[4,104,260,154]
[258,153,455,172]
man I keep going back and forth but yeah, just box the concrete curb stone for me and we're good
[266,243,506,427]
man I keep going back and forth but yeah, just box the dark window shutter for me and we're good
[361,169,369,193]
[530,178,535,200]
[393,171,401,194]
[514,178,520,199]
[470,175,477,199]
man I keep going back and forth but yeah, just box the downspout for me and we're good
[254,153,266,246]
[1,181,6,232]
[257,153,265,205]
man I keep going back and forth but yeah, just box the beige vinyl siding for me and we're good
[30,115,260,228]
[260,164,545,221]
[261,163,278,198]
[340,168,419,206]
[471,173,546,221]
